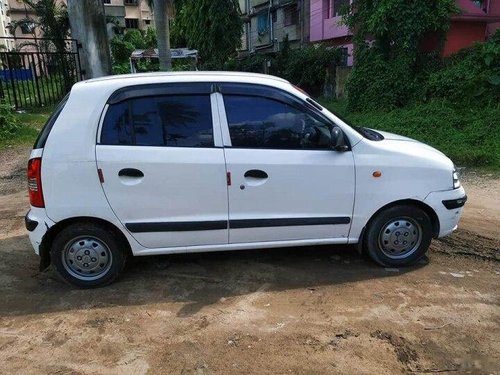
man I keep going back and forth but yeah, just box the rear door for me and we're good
[217,83,355,244]
[96,83,228,248]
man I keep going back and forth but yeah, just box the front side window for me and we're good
[101,95,213,147]
[223,95,333,150]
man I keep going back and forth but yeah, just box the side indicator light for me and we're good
[372,171,382,178]
[226,171,231,186]
[97,168,105,183]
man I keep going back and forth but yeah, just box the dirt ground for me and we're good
[0,145,499,374]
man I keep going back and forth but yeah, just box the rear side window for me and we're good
[100,95,213,147]
[33,94,69,149]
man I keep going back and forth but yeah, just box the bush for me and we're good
[227,43,342,95]
[0,104,20,142]
[110,37,135,64]
[273,43,341,95]
[122,29,146,49]
[426,30,500,106]
[321,99,500,169]
[341,0,457,111]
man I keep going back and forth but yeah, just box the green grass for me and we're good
[0,107,52,148]
[320,99,500,170]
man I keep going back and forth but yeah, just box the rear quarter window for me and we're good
[33,94,69,149]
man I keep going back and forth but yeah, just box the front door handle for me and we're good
[244,169,268,179]
[118,168,144,178]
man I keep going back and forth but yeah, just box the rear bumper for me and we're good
[25,207,54,255]
[424,186,466,238]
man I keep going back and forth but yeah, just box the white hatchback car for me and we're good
[26,72,466,287]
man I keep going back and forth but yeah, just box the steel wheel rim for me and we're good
[62,236,112,281]
[378,217,422,259]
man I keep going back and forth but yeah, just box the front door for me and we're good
[96,84,228,248]
[217,85,355,244]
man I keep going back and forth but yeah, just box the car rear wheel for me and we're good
[51,223,127,288]
[364,205,433,267]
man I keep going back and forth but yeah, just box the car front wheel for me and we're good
[364,205,433,267]
[50,223,127,288]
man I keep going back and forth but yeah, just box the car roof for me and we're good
[79,71,290,86]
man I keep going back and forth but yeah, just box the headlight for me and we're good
[453,169,460,189]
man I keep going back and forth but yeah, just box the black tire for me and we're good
[50,223,127,288]
[364,205,432,267]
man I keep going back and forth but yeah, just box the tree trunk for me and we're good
[67,0,112,79]
[154,0,172,71]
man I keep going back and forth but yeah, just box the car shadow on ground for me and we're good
[0,235,427,317]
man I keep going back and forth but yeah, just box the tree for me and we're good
[148,0,173,71]
[341,0,457,111]
[67,0,112,78]
[173,0,242,69]
[8,0,70,53]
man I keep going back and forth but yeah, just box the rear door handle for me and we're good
[244,169,268,179]
[118,168,144,178]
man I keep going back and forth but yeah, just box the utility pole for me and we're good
[67,0,112,79]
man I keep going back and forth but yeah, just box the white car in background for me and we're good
[25,72,467,287]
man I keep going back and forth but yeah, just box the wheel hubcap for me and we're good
[378,217,422,259]
[62,237,112,281]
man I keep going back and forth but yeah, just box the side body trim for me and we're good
[126,217,351,233]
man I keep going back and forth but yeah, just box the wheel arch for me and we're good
[357,199,440,253]
[39,216,132,270]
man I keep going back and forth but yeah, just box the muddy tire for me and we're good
[50,223,127,288]
[364,205,432,267]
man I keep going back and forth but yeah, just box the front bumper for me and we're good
[25,207,54,255]
[424,186,466,238]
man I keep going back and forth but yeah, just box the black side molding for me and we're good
[126,221,228,233]
[25,211,38,232]
[125,217,351,233]
[230,217,350,229]
[442,195,467,210]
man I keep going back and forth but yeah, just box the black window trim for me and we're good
[217,82,351,151]
[107,82,214,105]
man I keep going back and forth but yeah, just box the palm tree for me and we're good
[147,0,172,71]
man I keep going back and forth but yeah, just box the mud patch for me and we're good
[432,229,499,262]
[371,330,419,365]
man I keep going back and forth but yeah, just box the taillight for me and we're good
[27,158,44,207]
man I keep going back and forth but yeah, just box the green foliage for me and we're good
[426,30,500,106]
[19,0,70,52]
[226,44,342,95]
[342,0,457,111]
[143,27,158,49]
[321,99,500,169]
[111,28,160,73]
[173,0,242,68]
[273,43,342,95]
[123,29,146,49]
[112,62,131,75]
[0,104,21,142]
[110,37,135,64]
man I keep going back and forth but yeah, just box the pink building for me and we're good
[310,0,353,65]
[310,0,500,66]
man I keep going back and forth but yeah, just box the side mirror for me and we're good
[331,126,348,152]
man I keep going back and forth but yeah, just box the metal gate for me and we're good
[0,37,83,110]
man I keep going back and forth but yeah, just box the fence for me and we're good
[0,37,83,110]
